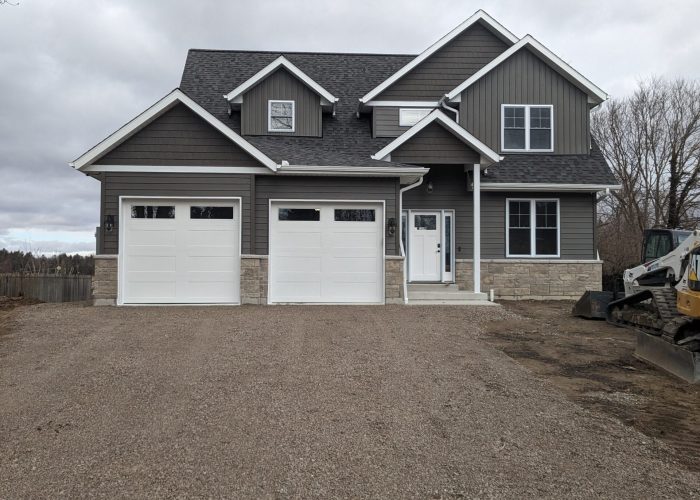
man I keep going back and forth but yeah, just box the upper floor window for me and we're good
[501,105,553,152]
[399,108,431,127]
[268,100,295,132]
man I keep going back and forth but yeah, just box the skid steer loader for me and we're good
[574,229,699,382]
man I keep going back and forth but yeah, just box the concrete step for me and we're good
[407,298,498,306]
[407,283,460,292]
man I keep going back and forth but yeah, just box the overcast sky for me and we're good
[1,0,699,254]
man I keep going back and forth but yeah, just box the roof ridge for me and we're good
[186,48,417,57]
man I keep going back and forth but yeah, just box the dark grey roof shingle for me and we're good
[180,49,617,184]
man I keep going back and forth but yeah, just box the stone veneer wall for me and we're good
[456,259,602,300]
[241,255,268,305]
[93,255,118,306]
[385,256,405,304]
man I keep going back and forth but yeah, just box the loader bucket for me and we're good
[572,291,617,319]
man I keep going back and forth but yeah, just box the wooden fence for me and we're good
[0,274,92,303]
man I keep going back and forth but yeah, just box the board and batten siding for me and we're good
[459,48,591,155]
[403,167,596,259]
[255,176,400,255]
[241,68,322,137]
[376,22,509,100]
[95,104,262,167]
[100,172,253,255]
[390,123,480,164]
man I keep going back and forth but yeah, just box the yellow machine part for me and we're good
[676,289,700,317]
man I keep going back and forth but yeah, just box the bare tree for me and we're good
[593,77,700,274]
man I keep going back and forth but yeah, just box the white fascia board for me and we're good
[360,10,518,104]
[363,101,440,107]
[70,89,278,172]
[447,35,608,103]
[277,164,430,177]
[480,182,622,192]
[81,165,274,174]
[223,55,338,104]
[370,109,502,164]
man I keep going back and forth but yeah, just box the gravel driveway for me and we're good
[1,303,698,498]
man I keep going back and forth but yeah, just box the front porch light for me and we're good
[426,181,434,194]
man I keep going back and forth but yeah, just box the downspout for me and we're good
[438,94,459,122]
[399,176,425,304]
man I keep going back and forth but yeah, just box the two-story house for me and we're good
[71,10,618,306]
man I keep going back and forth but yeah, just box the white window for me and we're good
[399,108,432,127]
[501,105,553,152]
[506,199,559,257]
[268,100,295,132]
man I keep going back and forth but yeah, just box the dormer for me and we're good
[224,56,338,137]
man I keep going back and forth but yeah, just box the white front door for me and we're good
[409,211,442,281]
[120,199,240,304]
[269,201,384,303]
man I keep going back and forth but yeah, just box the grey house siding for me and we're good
[255,176,400,255]
[391,123,480,164]
[373,106,437,138]
[459,48,590,155]
[482,191,596,259]
[100,172,253,255]
[95,104,262,166]
[376,22,508,100]
[403,167,596,259]
[241,68,322,137]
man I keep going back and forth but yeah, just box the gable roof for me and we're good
[71,89,278,171]
[446,35,608,104]
[359,10,518,104]
[224,55,338,105]
[371,109,502,165]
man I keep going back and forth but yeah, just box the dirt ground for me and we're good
[483,300,700,473]
[1,302,699,498]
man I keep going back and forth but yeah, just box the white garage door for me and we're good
[269,201,384,303]
[120,199,240,304]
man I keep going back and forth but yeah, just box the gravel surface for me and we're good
[1,303,698,499]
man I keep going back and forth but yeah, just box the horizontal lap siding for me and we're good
[391,123,480,164]
[242,68,322,137]
[482,192,596,259]
[460,48,590,154]
[95,104,261,166]
[377,22,508,100]
[403,167,474,258]
[373,107,410,138]
[101,173,253,255]
[255,176,399,255]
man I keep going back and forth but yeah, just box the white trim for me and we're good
[399,108,432,127]
[371,109,502,164]
[277,164,429,178]
[117,196,243,306]
[473,164,481,293]
[268,99,295,133]
[364,101,440,107]
[360,10,518,103]
[82,165,273,174]
[481,183,622,192]
[505,198,560,258]
[447,35,608,103]
[500,104,554,153]
[224,55,338,104]
[70,89,278,172]
[267,199,386,305]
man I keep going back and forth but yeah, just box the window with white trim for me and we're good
[399,108,431,127]
[506,199,559,257]
[501,105,553,152]
[268,100,295,132]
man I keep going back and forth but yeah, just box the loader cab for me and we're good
[641,229,692,264]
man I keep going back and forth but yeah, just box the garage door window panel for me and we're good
[190,206,234,219]
[334,209,376,222]
[131,206,175,219]
[278,208,320,221]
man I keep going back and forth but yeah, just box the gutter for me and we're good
[438,94,459,122]
[399,176,426,304]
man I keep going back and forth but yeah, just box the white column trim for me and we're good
[473,164,481,293]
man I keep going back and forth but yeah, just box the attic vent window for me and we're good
[268,100,295,132]
[399,108,431,127]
